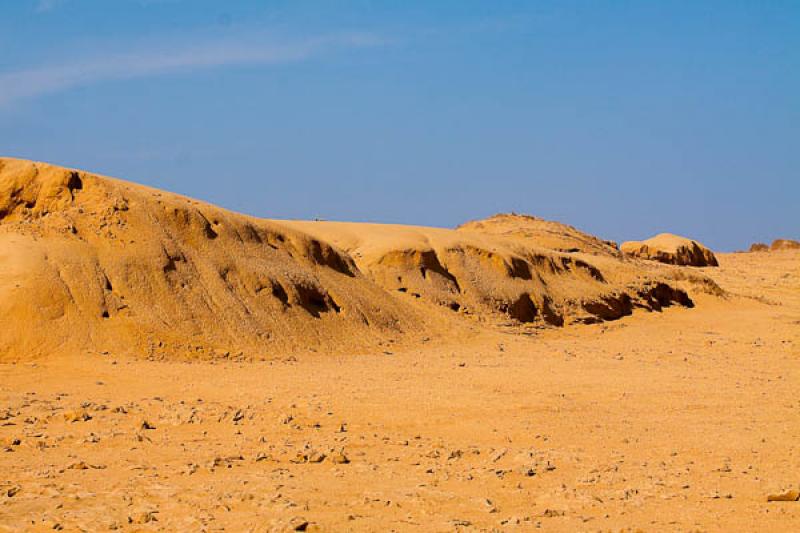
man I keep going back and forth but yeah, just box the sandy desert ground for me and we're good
[1,159,799,532]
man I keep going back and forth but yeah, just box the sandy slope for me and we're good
[0,159,798,531]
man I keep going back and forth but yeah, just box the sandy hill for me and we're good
[0,158,426,361]
[0,159,720,360]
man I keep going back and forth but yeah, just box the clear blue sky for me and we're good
[1,1,798,250]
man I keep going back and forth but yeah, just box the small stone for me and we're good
[290,452,308,464]
[63,410,92,423]
[128,510,158,524]
[67,461,106,470]
[308,451,326,463]
[209,455,243,469]
[6,485,21,497]
[767,489,800,502]
[140,420,156,430]
[328,450,350,464]
[1,437,21,451]
[490,448,507,462]
[41,519,62,530]
[288,517,310,530]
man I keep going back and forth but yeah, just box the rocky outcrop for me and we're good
[621,233,718,267]
[770,239,800,251]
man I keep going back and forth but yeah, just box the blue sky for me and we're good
[1,1,797,250]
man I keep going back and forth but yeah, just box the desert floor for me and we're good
[1,251,799,532]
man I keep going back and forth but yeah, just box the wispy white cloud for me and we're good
[35,0,67,13]
[0,32,384,107]
[33,0,230,14]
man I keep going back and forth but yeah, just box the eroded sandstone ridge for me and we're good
[0,158,719,360]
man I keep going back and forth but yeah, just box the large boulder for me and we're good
[621,233,718,267]
[749,242,769,252]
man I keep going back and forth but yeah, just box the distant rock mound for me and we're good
[770,239,800,251]
[457,213,621,257]
[621,233,719,267]
[749,243,769,252]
